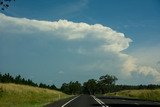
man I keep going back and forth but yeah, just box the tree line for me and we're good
[0,73,57,90]
[1,72,160,95]
[61,74,118,95]
[60,74,160,95]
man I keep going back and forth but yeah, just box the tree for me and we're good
[27,79,38,86]
[15,75,22,84]
[0,73,2,82]
[69,81,81,95]
[0,72,58,90]
[50,84,57,90]
[0,0,15,10]
[83,79,97,95]
[39,83,49,88]
[61,83,70,94]
[98,74,118,94]
[60,81,82,95]
[2,73,14,83]
[74,81,82,94]
[99,74,118,85]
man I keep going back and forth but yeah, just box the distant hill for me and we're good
[0,83,70,107]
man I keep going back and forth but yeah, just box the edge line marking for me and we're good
[61,95,81,107]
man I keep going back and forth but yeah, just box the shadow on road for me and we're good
[97,96,160,102]
[92,103,160,107]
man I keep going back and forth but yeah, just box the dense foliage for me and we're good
[61,81,81,95]
[0,72,57,90]
[1,72,160,95]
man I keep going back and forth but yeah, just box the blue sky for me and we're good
[0,0,160,87]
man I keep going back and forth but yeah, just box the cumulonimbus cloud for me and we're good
[0,13,160,83]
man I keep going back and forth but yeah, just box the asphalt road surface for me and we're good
[45,95,160,107]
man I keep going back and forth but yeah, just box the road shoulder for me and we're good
[44,96,77,107]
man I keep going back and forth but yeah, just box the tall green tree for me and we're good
[61,83,70,94]
[50,84,57,90]
[99,74,118,85]
[83,79,97,95]
[98,74,118,93]
[61,81,81,95]
[69,81,81,94]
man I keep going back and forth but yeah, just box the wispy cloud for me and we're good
[50,0,89,18]
[58,70,64,74]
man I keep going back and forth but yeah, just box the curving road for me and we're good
[45,95,160,107]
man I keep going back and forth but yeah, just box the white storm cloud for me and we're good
[0,13,132,52]
[0,13,159,83]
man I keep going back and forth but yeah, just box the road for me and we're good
[45,95,160,107]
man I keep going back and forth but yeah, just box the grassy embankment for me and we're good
[107,89,160,102]
[0,83,70,107]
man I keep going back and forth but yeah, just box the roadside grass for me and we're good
[106,89,160,102]
[0,83,70,107]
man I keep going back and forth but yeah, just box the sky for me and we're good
[0,0,160,87]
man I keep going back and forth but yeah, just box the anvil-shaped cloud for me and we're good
[0,13,159,84]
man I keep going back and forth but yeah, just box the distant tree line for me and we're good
[0,72,57,90]
[112,84,160,92]
[61,74,118,95]
[1,72,160,95]
[60,74,160,95]
[61,81,82,95]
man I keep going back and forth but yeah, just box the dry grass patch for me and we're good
[107,89,160,102]
[0,83,70,107]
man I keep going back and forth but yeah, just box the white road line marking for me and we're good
[91,95,109,107]
[134,102,139,105]
[61,95,80,107]
[154,102,160,104]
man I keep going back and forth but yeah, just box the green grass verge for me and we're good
[0,83,71,107]
[106,89,160,102]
